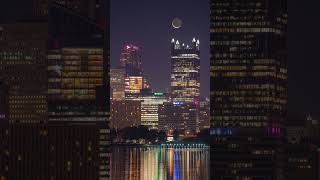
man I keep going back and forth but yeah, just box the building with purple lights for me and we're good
[120,44,143,77]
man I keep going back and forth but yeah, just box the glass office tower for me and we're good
[210,0,288,179]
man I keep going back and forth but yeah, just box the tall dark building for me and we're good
[120,44,143,77]
[1,2,49,179]
[210,0,288,179]
[0,23,48,124]
[0,1,50,124]
[47,1,110,179]
[210,0,288,129]
[170,38,200,104]
[0,0,111,179]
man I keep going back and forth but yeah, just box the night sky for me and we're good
[110,0,210,97]
[111,0,320,119]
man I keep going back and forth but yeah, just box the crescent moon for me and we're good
[172,18,182,29]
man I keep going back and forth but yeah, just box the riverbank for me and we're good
[112,141,210,149]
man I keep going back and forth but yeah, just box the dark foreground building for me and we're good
[284,116,320,180]
[47,1,110,179]
[0,0,110,179]
[0,124,110,179]
[0,22,48,124]
[210,0,288,179]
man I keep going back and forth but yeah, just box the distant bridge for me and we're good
[160,142,209,149]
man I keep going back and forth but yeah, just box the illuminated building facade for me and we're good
[210,0,288,179]
[124,76,145,99]
[139,89,168,129]
[110,100,141,130]
[158,102,198,135]
[170,38,200,104]
[110,68,125,100]
[48,48,104,101]
[120,44,142,77]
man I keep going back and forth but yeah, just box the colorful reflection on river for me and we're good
[111,146,209,180]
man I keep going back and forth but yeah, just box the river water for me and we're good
[111,146,210,180]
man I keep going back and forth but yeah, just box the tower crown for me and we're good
[172,38,200,50]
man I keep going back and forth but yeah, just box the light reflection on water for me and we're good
[111,146,209,180]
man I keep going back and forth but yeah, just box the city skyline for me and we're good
[110,0,210,99]
[1,0,320,179]
[110,0,320,119]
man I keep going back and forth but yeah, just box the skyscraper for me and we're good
[210,0,287,131]
[210,0,288,179]
[47,1,110,179]
[170,38,200,104]
[120,44,143,77]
